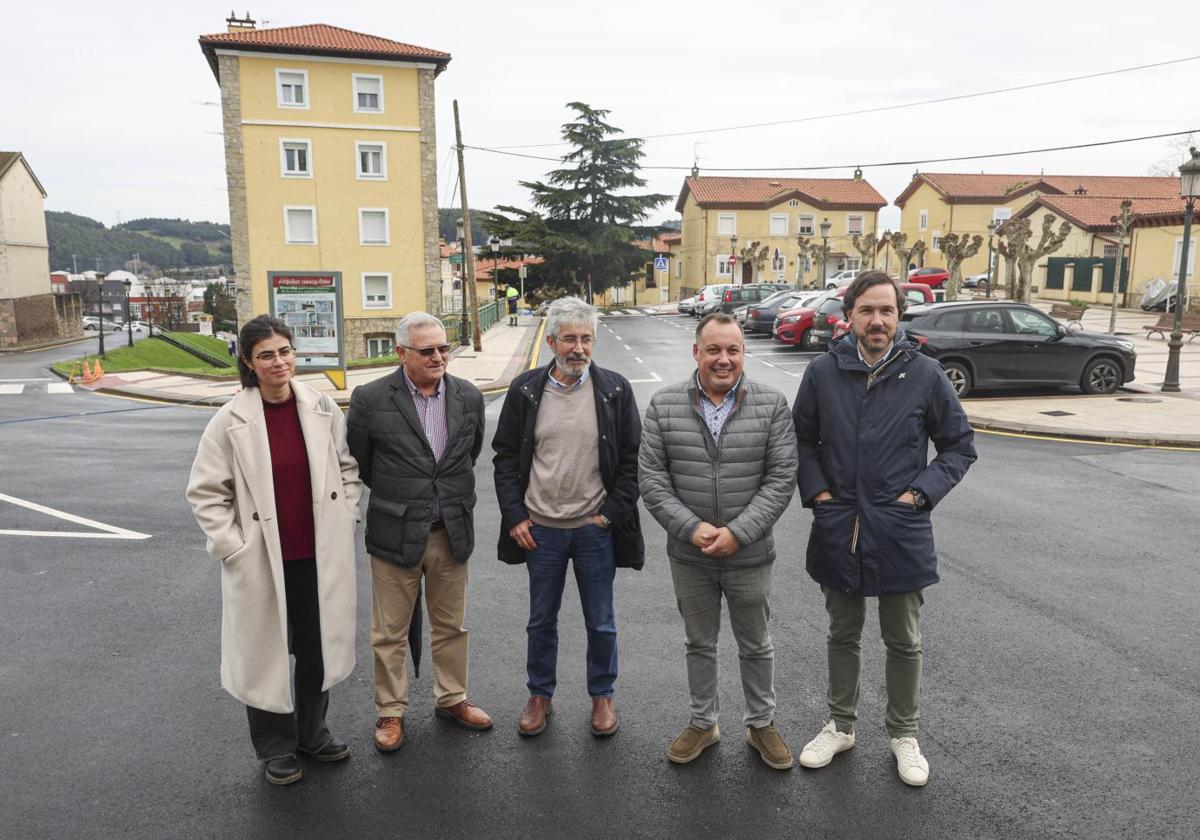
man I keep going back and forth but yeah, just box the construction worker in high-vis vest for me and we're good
[505,284,520,325]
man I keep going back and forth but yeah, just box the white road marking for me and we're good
[624,344,632,351]
[0,378,53,383]
[613,334,622,340]
[46,383,74,395]
[634,357,643,364]
[0,384,23,394]
[0,492,152,540]
[628,373,663,383]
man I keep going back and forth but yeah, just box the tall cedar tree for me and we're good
[480,103,670,296]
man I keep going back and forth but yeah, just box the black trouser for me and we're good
[245,557,332,760]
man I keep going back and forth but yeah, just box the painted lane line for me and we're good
[634,357,644,364]
[46,383,74,395]
[0,492,152,540]
[624,344,632,351]
[0,384,23,395]
[0,378,53,383]
[628,372,663,383]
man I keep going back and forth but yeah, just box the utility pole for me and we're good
[453,100,483,352]
[1108,201,1133,335]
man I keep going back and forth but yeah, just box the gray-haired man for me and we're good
[493,297,643,738]
[347,312,493,753]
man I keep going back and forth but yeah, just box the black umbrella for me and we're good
[408,579,423,679]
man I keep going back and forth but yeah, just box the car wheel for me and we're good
[942,361,972,398]
[1081,357,1121,395]
[84,323,96,331]
[800,328,821,351]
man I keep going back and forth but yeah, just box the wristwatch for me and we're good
[598,513,612,529]
[906,487,927,510]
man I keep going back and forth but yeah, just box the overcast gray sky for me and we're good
[3,0,1197,231]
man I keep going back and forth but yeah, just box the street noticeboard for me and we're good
[267,271,345,370]
[654,255,669,272]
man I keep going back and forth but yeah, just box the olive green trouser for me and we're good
[823,587,924,738]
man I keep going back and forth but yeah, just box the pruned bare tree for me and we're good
[886,231,925,280]
[996,214,1072,303]
[850,233,878,270]
[940,233,985,299]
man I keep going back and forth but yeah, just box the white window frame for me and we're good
[931,230,943,252]
[1173,238,1197,277]
[770,249,785,272]
[367,335,395,357]
[355,141,387,180]
[716,213,736,236]
[919,209,929,230]
[275,68,310,110]
[283,206,317,245]
[1102,243,1119,259]
[716,254,733,278]
[361,272,392,309]
[769,213,789,237]
[358,208,390,246]
[353,73,384,113]
[279,138,313,178]
[992,207,1012,226]
[845,257,862,271]
[797,214,815,236]
[847,214,864,236]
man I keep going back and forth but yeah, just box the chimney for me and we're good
[226,10,256,32]
[1074,183,1087,196]
[853,167,863,181]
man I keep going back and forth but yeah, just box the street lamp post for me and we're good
[123,278,134,347]
[95,279,106,357]
[819,218,832,288]
[729,234,738,284]
[986,221,997,300]
[1162,149,1200,392]
[456,218,470,346]
[489,236,501,304]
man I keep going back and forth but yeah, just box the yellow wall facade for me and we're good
[679,193,881,291]
[897,182,1046,277]
[1129,223,1198,301]
[0,162,50,299]
[235,55,429,339]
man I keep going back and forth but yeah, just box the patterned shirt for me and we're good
[403,370,447,522]
[547,362,591,392]
[696,371,742,445]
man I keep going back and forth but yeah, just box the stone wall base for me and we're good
[343,316,401,361]
[0,293,84,349]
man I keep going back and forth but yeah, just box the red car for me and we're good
[908,267,949,288]
[830,283,936,341]
[774,290,844,350]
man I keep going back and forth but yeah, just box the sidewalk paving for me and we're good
[80,316,544,407]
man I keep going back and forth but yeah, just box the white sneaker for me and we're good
[798,720,855,768]
[890,736,930,787]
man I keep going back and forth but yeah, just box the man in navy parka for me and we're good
[792,270,976,787]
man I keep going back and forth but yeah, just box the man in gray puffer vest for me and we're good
[639,312,799,770]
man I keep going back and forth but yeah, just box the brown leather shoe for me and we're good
[374,716,404,752]
[518,695,553,737]
[435,699,494,731]
[590,697,619,737]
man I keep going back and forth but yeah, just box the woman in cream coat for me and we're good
[187,315,362,786]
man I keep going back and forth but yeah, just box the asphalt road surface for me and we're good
[2,316,1197,839]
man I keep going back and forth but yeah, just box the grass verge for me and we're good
[52,336,237,377]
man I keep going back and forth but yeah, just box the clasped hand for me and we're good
[690,522,739,557]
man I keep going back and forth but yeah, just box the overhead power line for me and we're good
[481,54,1200,149]
[464,128,1200,173]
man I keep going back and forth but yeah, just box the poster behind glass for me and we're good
[267,271,345,369]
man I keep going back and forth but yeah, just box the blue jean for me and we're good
[526,523,618,698]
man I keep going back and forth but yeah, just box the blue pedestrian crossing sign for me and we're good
[654,255,669,271]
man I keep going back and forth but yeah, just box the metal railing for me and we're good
[479,300,501,332]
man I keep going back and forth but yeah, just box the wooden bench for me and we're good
[1143,312,1200,342]
[1049,303,1087,326]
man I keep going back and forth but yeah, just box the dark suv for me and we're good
[713,282,795,314]
[901,301,1136,397]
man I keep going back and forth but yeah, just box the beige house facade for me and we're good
[0,152,82,349]
[676,175,887,295]
[894,172,1180,279]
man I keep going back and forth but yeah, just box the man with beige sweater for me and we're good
[493,297,644,739]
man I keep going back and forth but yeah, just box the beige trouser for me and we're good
[371,529,469,717]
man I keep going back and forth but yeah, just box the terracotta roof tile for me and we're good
[199,24,450,77]
[1017,195,1188,230]
[474,256,543,280]
[677,176,887,212]
[896,172,1180,206]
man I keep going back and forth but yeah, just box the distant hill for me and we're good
[46,212,231,274]
[438,208,490,246]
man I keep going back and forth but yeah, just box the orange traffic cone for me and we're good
[81,359,94,383]
[92,360,104,378]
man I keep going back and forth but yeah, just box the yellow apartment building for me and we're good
[1011,195,1195,305]
[676,174,887,294]
[894,173,1180,280]
[199,17,450,361]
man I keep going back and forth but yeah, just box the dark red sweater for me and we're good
[262,393,316,562]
